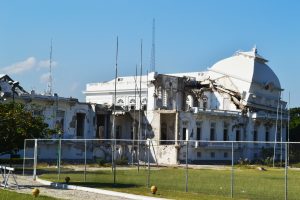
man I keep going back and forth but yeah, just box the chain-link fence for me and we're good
[22,139,300,200]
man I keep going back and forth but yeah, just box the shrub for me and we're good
[95,158,106,166]
[238,157,250,165]
[116,156,128,165]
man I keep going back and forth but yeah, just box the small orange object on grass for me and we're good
[65,176,70,183]
[32,188,40,197]
[151,185,157,194]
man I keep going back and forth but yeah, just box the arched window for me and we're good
[129,99,136,104]
[142,98,147,104]
[117,99,124,105]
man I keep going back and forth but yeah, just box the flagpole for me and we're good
[273,91,280,167]
[112,37,118,184]
[287,91,290,165]
[138,39,143,172]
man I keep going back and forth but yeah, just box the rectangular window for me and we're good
[197,127,201,140]
[130,126,134,140]
[224,152,228,158]
[253,130,258,141]
[197,152,202,158]
[276,126,281,141]
[210,122,216,141]
[76,113,85,138]
[96,114,105,139]
[182,128,186,141]
[223,122,229,141]
[277,131,281,142]
[116,125,122,139]
[236,130,240,141]
[265,127,269,141]
[210,152,215,158]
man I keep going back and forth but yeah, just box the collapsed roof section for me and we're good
[0,74,28,98]
[183,75,245,111]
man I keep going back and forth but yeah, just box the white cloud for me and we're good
[0,57,58,75]
[40,73,50,84]
[0,57,36,75]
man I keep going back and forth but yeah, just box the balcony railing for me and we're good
[252,112,289,120]
[192,107,242,117]
[194,141,241,149]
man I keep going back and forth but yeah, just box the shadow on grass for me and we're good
[37,170,107,175]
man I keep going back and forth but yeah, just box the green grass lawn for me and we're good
[39,166,300,200]
[0,189,58,200]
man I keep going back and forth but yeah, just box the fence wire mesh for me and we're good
[21,139,300,200]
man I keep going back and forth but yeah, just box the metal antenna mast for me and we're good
[150,18,155,72]
[47,39,53,96]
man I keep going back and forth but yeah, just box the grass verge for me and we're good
[39,166,300,200]
[0,189,58,200]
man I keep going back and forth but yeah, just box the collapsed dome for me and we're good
[209,48,281,91]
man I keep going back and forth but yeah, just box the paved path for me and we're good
[9,175,165,200]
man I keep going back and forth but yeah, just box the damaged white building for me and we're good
[1,74,111,160]
[84,48,288,164]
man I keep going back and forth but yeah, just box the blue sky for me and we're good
[0,0,299,107]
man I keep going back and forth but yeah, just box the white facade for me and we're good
[84,48,288,164]
[85,76,148,109]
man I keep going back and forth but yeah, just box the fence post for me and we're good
[131,144,134,167]
[22,139,26,176]
[111,142,114,172]
[231,141,234,198]
[285,142,288,200]
[113,140,116,185]
[33,139,37,181]
[84,140,87,182]
[147,139,150,188]
[185,141,188,192]
[58,139,61,181]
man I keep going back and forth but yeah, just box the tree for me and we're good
[289,107,300,162]
[0,102,54,156]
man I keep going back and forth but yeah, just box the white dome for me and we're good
[208,48,281,92]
